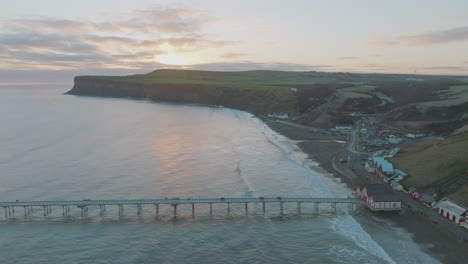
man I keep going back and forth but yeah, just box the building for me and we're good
[406,132,426,138]
[390,180,404,191]
[388,135,402,144]
[356,184,402,211]
[392,169,408,182]
[434,198,467,228]
[372,157,395,183]
[335,125,353,131]
[409,188,437,207]
[365,161,375,173]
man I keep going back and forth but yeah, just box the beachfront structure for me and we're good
[388,135,403,144]
[356,184,402,211]
[390,180,403,192]
[406,132,426,138]
[392,169,408,182]
[373,157,395,183]
[409,188,437,207]
[335,125,353,131]
[434,198,468,228]
[365,161,375,173]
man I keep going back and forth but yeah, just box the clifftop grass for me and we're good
[87,69,359,92]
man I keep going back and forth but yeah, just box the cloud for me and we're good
[188,61,333,72]
[398,26,468,45]
[417,66,466,71]
[0,6,238,71]
[365,35,399,47]
[337,56,359,60]
[6,7,210,34]
[366,26,468,47]
[220,52,250,59]
[433,16,464,23]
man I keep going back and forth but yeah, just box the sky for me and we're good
[1,0,468,83]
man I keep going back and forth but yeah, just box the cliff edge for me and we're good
[66,71,297,115]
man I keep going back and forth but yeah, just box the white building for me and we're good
[434,198,467,228]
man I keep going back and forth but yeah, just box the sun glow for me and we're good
[155,54,191,65]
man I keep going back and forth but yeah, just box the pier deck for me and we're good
[0,197,366,218]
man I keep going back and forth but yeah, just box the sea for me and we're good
[0,84,439,264]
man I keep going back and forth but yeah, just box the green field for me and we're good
[89,69,364,92]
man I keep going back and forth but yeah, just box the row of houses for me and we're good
[409,188,468,228]
[365,157,408,190]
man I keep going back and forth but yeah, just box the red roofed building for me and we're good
[357,184,402,211]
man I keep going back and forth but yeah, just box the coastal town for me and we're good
[268,116,468,242]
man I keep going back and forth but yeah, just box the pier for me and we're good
[0,197,364,219]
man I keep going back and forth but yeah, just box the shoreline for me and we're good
[264,118,468,264]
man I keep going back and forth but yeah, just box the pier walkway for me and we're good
[0,197,364,218]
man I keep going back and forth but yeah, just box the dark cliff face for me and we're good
[67,76,297,115]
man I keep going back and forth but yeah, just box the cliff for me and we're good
[66,75,297,115]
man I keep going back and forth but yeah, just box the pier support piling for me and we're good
[209,203,213,216]
[227,203,230,216]
[191,203,195,218]
[137,204,142,216]
[262,202,266,215]
[297,202,302,215]
[314,202,320,213]
[245,203,248,216]
[172,204,178,219]
[155,204,159,217]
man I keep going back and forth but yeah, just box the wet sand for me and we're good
[265,119,468,264]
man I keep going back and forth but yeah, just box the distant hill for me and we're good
[67,69,468,131]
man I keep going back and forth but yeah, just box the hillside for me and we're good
[67,69,468,130]
[389,132,468,204]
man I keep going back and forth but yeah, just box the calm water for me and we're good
[0,85,438,264]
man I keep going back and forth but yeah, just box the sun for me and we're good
[155,54,191,65]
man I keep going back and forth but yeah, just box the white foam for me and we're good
[331,214,396,264]
[256,119,397,264]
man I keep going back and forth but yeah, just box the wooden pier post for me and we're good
[192,203,195,218]
[155,204,159,217]
[245,203,248,216]
[172,204,178,219]
[209,203,213,216]
[227,203,230,216]
[297,202,302,215]
[262,202,266,214]
[137,204,142,216]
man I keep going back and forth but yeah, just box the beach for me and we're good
[265,119,468,264]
